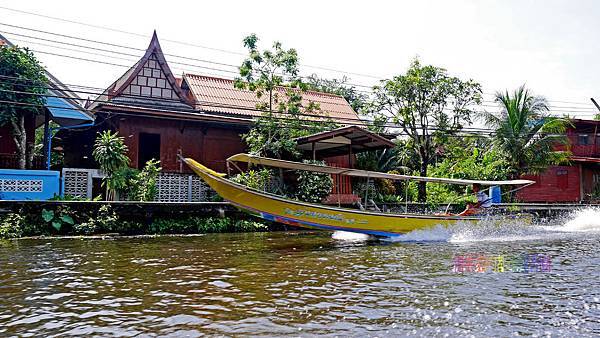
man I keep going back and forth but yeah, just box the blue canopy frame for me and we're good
[44,95,95,170]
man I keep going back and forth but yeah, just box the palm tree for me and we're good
[484,85,571,180]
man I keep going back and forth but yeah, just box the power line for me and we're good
[3,74,597,132]
[0,76,511,136]
[0,5,385,80]
[0,85,505,135]
[4,41,596,116]
[2,22,597,110]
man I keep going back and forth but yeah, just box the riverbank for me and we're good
[1,200,597,240]
[0,201,282,240]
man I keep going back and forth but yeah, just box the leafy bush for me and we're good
[0,213,24,239]
[233,219,268,232]
[73,205,120,235]
[149,216,268,234]
[42,208,75,232]
[73,221,96,235]
[93,130,130,200]
[197,217,230,233]
[231,169,273,191]
[295,160,333,203]
[130,159,161,201]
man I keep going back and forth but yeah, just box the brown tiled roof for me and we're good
[183,74,361,124]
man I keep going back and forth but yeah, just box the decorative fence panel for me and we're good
[155,173,211,202]
[62,169,211,202]
[62,168,95,199]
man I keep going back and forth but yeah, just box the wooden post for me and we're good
[42,111,50,168]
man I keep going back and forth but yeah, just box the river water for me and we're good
[1,209,600,337]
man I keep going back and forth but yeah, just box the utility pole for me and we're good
[591,98,600,113]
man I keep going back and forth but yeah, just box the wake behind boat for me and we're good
[183,154,535,237]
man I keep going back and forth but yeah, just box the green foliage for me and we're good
[92,131,162,201]
[41,208,74,232]
[591,184,600,201]
[149,216,268,234]
[0,45,48,169]
[356,147,403,173]
[130,159,161,201]
[305,74,368,112]
[233,219,268,232]
[93,130,130,200]
[430,138,509,182]
[231,168,273,191]
[0,213,24,239]
[234,34,335,159]
[484,85,571,179]
[34,121,62,168]
[295,160,333,203]
[73,205,120,235]
[368,58,482,201]
[93,130,130,172]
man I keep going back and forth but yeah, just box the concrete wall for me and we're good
[0,169,60,200]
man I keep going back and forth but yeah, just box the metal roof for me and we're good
[183,74,361,124]
[295,125,395,156]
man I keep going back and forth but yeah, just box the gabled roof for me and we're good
[89,31,192,110]
[183,74,361,124]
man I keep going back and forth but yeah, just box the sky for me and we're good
[0,0,599,117]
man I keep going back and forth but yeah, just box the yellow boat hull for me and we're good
[184,158,479,237]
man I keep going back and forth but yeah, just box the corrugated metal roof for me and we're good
[184,74,361,124]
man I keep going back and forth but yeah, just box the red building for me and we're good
[518,119,600,202]
[64,32,361,173]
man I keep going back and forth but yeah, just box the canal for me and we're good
[1,209,599,336]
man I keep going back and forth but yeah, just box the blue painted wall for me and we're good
[0,169,60,200]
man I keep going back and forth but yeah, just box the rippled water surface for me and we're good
[2,209,600,337]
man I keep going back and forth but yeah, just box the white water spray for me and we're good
[331,231,371,242]
[560,208,600,232]
[386,207,600,243]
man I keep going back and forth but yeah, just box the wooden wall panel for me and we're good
[117,116,246,173]
[517,165,581,202]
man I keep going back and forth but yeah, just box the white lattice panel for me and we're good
[155,173,210,202]
[62,169,92,198]
[0,179,43,192]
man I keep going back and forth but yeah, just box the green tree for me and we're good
[368,58,482,201]
[235,34,334,159]
[0,45,47,169]
[484,85,570,180]
[92,130,130,200]
[305,74,368,113]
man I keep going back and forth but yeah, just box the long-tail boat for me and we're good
[183,154,534,237]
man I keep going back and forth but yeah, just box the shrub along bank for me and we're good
[0,204,271,239]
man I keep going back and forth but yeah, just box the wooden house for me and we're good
[65,32,363,174]
[518,119,600,202]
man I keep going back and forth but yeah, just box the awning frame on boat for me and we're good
[227,153,536,186]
